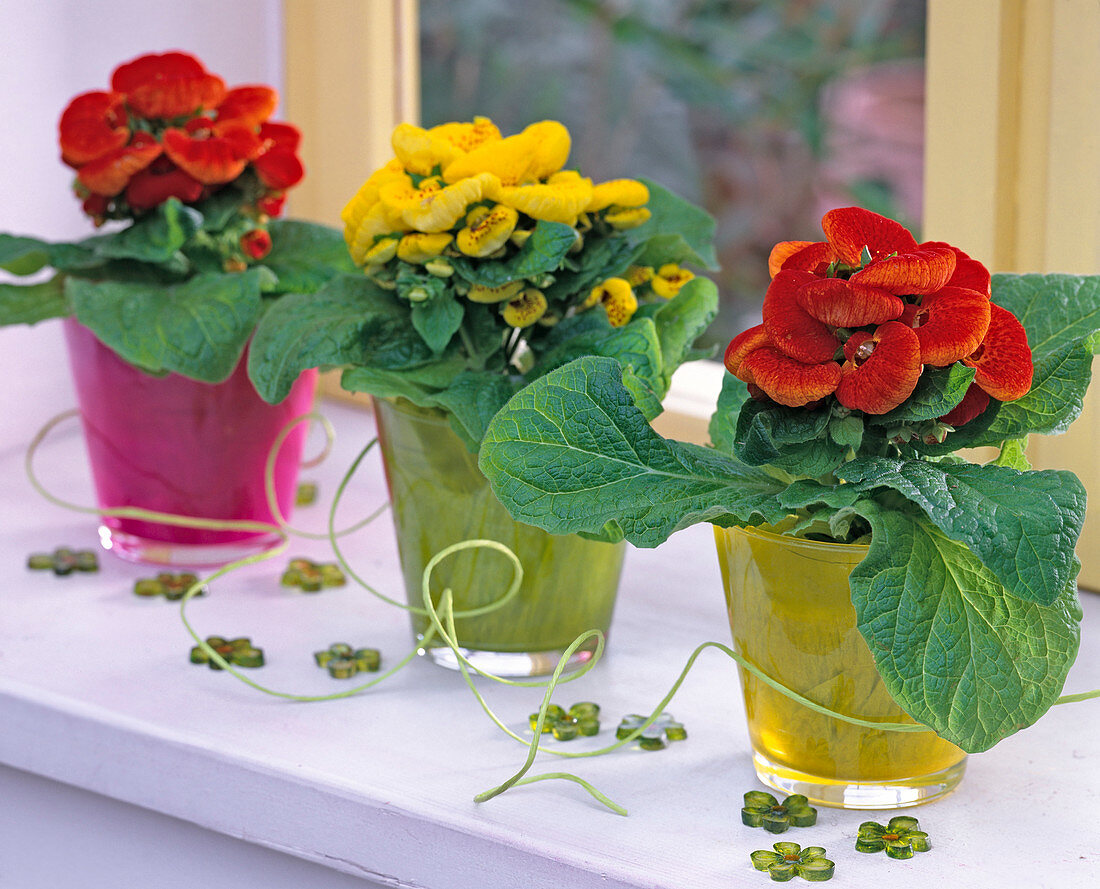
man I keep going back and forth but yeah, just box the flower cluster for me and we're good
[58,51,304,264]
[725,208,1033,436]
[341,117,694,336]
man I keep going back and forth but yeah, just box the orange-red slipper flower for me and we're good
[740,347,842,408]
[835,321,922,414]
[111,51,226,119]
[850,244,957,295]
[772,240,836,277]
[76,131,163,196]
[821,207,919,266]
[59,91,130,167]
[922,241,992,296]
[940,382,992,427]
[796,277,904,327]
[963,303,1033,401]
[253,122,304,190]
[125,157,204,210]
[215,86,278,129]
[762,270,841,364]
[163,120,261,185]
[901,286,991,366]
[724,324,772,383]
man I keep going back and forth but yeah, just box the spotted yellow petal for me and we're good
[497,170,593,224]
[502,288,548,327]
[651,263,695,298]
[442,120,571,186]
[397,232,454,264]
[427,116,502,154]
[341,159,407,244]
[625,265,655,287]
[467,280,525,304]
[347,202,407,265]
[588,277,638,327]
[605,206,652,230]
[589,178,649,212]
[456,203,519,257]
[381,172,495,233]
[391,124,467,176]
[519,120,571,180]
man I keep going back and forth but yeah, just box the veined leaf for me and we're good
[868,364,974,426]
[0,278,68,325]
[262,219,357,294]
[69,270,263,383]
[479,355,788,546]
[838,457,1085,605]
[850,503,1082,752]
[427,371,521,451]
[735,399,845,478]
[92,199,202,266]
[450,221,576,288]
[708,371,749,453]
[650,276,719,390]
[631,179,718,270]
[992,272,1100,363]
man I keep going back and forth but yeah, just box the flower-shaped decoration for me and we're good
[27,547,98,575]
[855,816,930,858]
[615,712,687,750]
[529,701,601,740]
[280,558,346,592]
[314,643,381,678]
[190,636,264,669]
[726,207,1032,429]
[741,791,818,833]
[59,50,302,261]
[133,572,206,600]
[750,843,834,882]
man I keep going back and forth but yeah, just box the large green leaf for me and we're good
[708,371,750,453]
[450,221,576,288]
[0,234,51,275]
[650,276,719,389]
[734,399,846,478]
[427,371,521,451]
[542,234,641,305]
[631,179,718,269]
[850,503,1082,752]
[868,364,975,426]
[993,272,1100,362]
[838,457,1086,605]
[248,274,428,402]
[262,219,357,294]
[0,278,68,325]
[411,294,465,354]
[479,355,788,546]
[92,199,202,266]
[68,270,264,383]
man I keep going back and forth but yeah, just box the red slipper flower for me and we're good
[724,324,772,383]
[163,118,261,185]
[796,277,904,327]
[59,91,130,167]
[124,157,204,210]
[901,286,992,366]
[253,122,305,190]
[762,270,842,364]
[76,131,162,196]
[215,86,278,129]
[835,321,922,414]
[740,347,842,408]
[940,382,992,427]
[963,303,1034,401]
[111,51,226,119]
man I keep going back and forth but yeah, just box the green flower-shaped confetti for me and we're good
[133,572,206,600]
[295,482,318,506]
[855,816,930,858]
[27,547,98,576]
[280,558,346,592]
[528,702,601,740]
[314,643,381,678]
[750,843,834,882]
[742,791,818,833]
[190,636,265,670]
[615,712,686,750]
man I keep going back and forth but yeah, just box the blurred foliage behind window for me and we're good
[420,0,926,346]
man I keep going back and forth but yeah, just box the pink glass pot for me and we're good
[63,318,318,566]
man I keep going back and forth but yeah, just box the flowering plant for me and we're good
[248,116,717,447]
[478,207,1099,754]
[0,51,353,384]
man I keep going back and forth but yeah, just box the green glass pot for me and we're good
[373,396,625,677]
[715,524,966,809]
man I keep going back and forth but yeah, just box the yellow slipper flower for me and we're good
[502,288,548,327]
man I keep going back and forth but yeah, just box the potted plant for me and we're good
[0,51,354,565]
[477,206,1094,806]
[248,116,718,676]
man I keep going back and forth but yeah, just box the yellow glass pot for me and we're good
[714,524,966,808]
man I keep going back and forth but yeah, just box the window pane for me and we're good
[420,0,926,347]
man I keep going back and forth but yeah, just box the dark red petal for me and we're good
[253,146,304,189]
[741,348,841,408]
[835,321,922,414]
[777,240,837,276]
[258,121,302,151]
[76,132,163,196]
[762,270,841,364]
[162,127,257,184]
[851,245,957,295]
[922,241,992,296]
[821,207,919,266]
[940,383,991,427]
[906,286,992,366]
[58,91,130,166]
[215,86,278,128]
[797,277,903,327]
[724,323,771,382]
[964,303,1033,401]
[113,51,226,118]
[124,163,204,210]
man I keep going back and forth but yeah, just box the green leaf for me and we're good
[850,503,1082,752]
[631,179,718,269]
[982,340,1093,438]
[262,219,358,294]
[650,276,719,389]
[993,438,1031,470]
[249,274,429,403]
[868,364,975,426]
[542,234,641,305]
[0,278,69,325]
[450,221,576,288]
[478,355,788,546]
[0,234,51,275]
[992,272,1100,363]
[735,400,845,478]
[411,295,465,354]
[708,371,749,453]
[68,270,264,383]
[92,199,202,266]
[537,314,666,399]
[838,457,1086,605]
[426,371,521,451]
[828,414,863,451]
